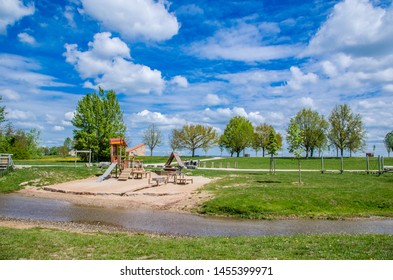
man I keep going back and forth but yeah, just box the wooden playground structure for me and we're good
[98,138,151,182]
[98,140,193,185]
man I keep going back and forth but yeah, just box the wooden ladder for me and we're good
[118,168,132,181]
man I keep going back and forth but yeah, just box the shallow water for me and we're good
[1,194,392,236]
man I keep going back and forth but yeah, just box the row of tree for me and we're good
[70,89,384,160]
[143,104,366,158]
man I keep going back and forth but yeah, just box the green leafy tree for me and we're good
[294,108,328,158]
[254,123,274,157]
[266,130,281,174]
[72,88,126,161]
[0,96,5,125]
[328,104,366,157]
[220,116,254,157]
[169,131,181,152]
[172,124,217,157]
[64,137,73,151]
[287,119,304,184]
[143,124,162,156]
[384,131,393,157]
[1,126,41,159]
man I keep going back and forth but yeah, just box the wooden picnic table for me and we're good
[131,170,151,179]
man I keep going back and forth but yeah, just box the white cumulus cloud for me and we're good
[80,0,179,42]
[304,0,393,57]
[170,75,188,88]
[64,32,165,94]
[0,0,34,34]
[17,32,36,45]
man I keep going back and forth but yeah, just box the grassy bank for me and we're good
[0,166,100,193]
[0,227,392,260]
[194,170,393,219]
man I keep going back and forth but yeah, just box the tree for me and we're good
[328,104,366,157]
[294,108,328,158]
[64,137,73,152]
[72,88,126,161]
[0,96,5,125]
[172,124,217,157]
[143,124,162,156]
[254,123,274,157]
[384,131,393,157]
[266,130,281,174]
[0,125,41,159]
[287,119,304,184]
[220,116,254,157]
[169,131,181,152]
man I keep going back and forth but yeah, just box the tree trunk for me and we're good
[236,151,240,157]
[298,157,301,184]
[150,149,153,156]
[340,148,344,157]
[262,148,265,157]
[192,149,195,157]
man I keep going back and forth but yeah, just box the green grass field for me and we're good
[0,227,392,260]
[191,170,393,219]
[203,156,393,171]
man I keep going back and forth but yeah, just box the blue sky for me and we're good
[1,0,393,156]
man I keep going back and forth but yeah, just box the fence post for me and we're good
[366,155,370,174]
[218,162,222,168]
[321,156,325,174]
[203,162,206,168]
[234,162,238,168]
[378,155,381,175]
[211,162,214,168]
[226,162,230,168]
[340,156,344,174]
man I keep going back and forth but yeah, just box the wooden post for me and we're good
[226,162,230,168]
[366,155,370,174]
[211,162,214,168]
[218,162,222,168]
[235,162,238,168]
[203,161,206,168]
[321,156,325,174]
[378,155,381,175]
[340,156,344,174]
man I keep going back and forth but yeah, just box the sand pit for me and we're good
[17,174,213,213]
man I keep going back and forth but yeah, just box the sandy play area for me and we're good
[17,173,213,213]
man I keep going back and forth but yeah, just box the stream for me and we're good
[1,194,392,236]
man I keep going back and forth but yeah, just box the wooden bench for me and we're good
[175,178,193,185]
[149,177,167,186]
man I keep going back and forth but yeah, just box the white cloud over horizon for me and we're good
[80,0,179,42]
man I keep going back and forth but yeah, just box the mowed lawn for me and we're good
[195,170,393,219]
[1,227,392,260]
[203,156,393,171]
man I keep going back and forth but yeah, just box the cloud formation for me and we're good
[64,32,165,94]
[190,21,301,61]
[0,0,34,34]
[80,0,179,42]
